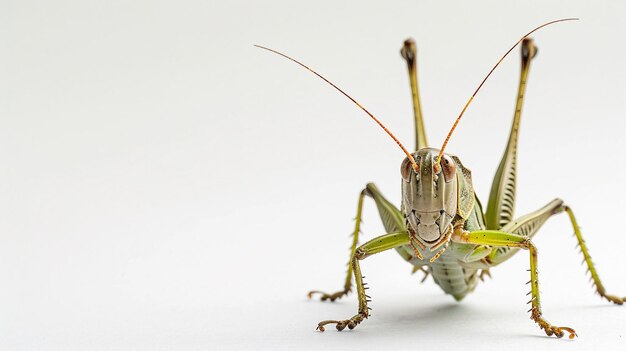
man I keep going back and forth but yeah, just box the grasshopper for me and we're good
[256,19,625,339]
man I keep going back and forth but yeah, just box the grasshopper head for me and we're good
[400,148,458,246]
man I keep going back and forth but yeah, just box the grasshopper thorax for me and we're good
[400,148,458,248]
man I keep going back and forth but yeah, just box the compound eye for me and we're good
[441,155,456,183]
[400,157,418,182]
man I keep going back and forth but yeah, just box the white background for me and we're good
[2,0,626,350]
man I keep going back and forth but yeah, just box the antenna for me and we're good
[436,18,579,164]
[255,44,419,171]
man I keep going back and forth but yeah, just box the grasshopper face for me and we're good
[401,148,458,246]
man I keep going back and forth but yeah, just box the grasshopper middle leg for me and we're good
[307,189,367,301]
[308,183,406,302]
[489,199,626,305]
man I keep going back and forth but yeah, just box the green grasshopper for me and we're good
[256,19,625,339]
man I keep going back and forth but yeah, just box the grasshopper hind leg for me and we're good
[485,38,537,230]
[400,38,428,151]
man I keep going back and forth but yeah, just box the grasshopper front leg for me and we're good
[453,228,577,339]
[317,231,410,331]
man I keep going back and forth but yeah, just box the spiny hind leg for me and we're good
[400,39,428,151]
[317,232,409,331]
[453,228,576,339]
[489,198,625,304]
[485,38,537,230]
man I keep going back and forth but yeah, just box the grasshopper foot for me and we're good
[307,289,350,302]
[531,309,577,339]
[316,311,368,332]
[478,269,492,282]
[411,265,430,283]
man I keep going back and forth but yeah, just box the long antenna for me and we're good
[436,18,579,164]
[254,44,419,172]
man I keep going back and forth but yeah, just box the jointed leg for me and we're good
[308,189,367,301]
[317,231,410,331]
[485,38,537,229]
[489,199,625,304]
[411,265,431,282]
[564,206,626,304]
[309,183,405,302]
[478,269,492,281]
[453,228,576,339]
[400,39,428,151]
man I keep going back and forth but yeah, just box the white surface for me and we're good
[2,0,626,350]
